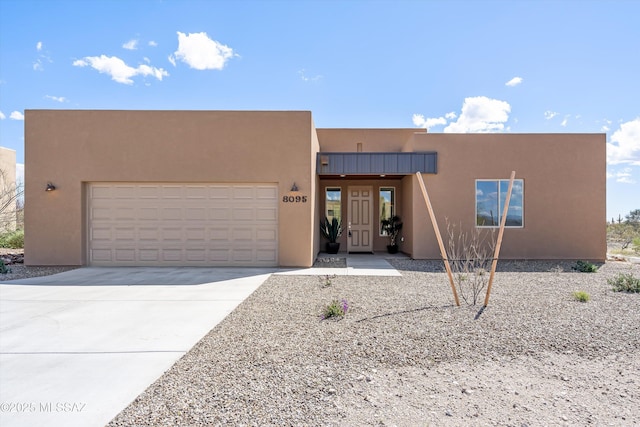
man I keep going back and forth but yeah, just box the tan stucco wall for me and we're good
[26,111,606,265]
[406,133,607,261]
[0,147,17,232]
[25,110,316,266]
[316,128,418,152]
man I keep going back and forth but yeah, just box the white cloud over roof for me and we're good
[607,117,640,166]
[444,96,511,133]
[412,114,446,129]
[9,111,24,120]
[169,31,235,70]
[0,111,5,120]
[45,95,67,102]
[73,55,168,84]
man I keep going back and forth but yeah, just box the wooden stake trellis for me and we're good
[416,172,460,306]
[483,171,516,307]
[416,171,516,308]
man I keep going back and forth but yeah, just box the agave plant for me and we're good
[320,217,343,243]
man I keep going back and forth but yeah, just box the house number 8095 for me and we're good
[282,195,307,203]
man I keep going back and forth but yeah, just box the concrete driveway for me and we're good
[0,267,275,427]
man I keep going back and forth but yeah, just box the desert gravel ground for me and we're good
[105,260,640,427]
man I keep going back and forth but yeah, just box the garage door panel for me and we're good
[233,207,254,221]
[89,183,278,266]
[162,208,182,221]
[210,207,229,220]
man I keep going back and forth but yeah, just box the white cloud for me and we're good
[33,42,52,71]
[0,111,5,120]
[505,76,523,87]
[122,39,138,50]
[606,117,640,166]
[148,40,157,47]
[45,95,68,103]
[412,114,447,130]
[560,115,569,127]
[601,125,610,132]
[444,96,511,133]
[169,31,235,70]
[445,111,457,120]
[298,69,322,82]
[544,110,557,120]
[9,111,24,120]
[607,167,636,184]
[73,55,168,85]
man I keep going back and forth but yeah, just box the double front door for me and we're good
[347,186,373,253]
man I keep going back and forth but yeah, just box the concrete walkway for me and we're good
[0,267,275,427]
[276,253,405,277]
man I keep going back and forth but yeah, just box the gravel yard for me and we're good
[0,249,78,281]
[107,260,640,426]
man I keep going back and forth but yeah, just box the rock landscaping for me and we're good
[107,259,640,426]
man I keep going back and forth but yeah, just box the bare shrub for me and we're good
[446,220,496,305]
[0,168,23,233]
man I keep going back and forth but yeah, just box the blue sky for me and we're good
[0,0,638,220]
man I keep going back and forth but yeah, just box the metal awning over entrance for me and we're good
[317,152,437,175]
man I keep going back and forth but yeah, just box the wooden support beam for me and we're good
[416,172,460,307]
[484,171,516,307]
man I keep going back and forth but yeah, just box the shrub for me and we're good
[0,229,24,249]
[608,273,640,293]
[633,237,640,254]
[573,291,590,302]
[572,260,598,273]
[322,299,349,319]
[0,259,11,274]
[445,221,496,305]
[318,274,336,288]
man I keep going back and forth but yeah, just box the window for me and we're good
[326,187,341,221]
[379,187,395,235]
[476,179,524,227]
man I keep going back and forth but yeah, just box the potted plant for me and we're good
[381,215,403,254]
[320,217,343,254]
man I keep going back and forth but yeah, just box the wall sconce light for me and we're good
[290,183,299,192]
[46,182,56,192]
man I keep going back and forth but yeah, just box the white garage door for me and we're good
[88,183,278,266]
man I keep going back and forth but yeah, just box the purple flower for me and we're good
[341,299,349,313]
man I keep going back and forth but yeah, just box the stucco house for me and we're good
[24,110,606,267]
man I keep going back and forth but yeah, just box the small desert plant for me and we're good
[320,217,343,243]
[381,215,403,247]
[549,265,564,275]
[318,274,336,288]
[322,298,349,319]
[572,260,598,273]
[608,273,640,293]
[446,221,496,305]
[0,259,11,275]
[573,291,590,302]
